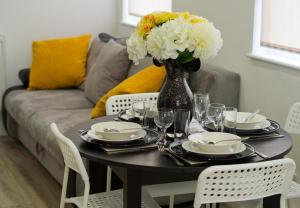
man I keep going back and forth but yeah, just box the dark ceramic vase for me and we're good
[157,59,193,111]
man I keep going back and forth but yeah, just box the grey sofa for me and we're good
[3,36,240,188]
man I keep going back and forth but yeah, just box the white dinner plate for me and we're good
[91,121,142,140]
[87,129,147,142]
[188,132,242,153]
[234,120,271,131]
[182,140,247,155]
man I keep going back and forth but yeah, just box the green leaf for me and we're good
[177,50,195,64]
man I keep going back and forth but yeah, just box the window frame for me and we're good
[249,0,300,70]
[121,0,172,27]
[121,0,140,27]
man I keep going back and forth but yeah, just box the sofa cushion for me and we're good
[91,65,166,118]
[29,34,91,90]
[85,39,131,104]
[127,56,153,77]
[26,108,91,162]
[79,37,107,90]
[5,89,93,126]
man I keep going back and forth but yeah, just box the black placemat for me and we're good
[168,140,255,165]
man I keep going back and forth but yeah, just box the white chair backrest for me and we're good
[105,92,159,115]
[50,123,89,183]
[284,102,300,135]
[194,158,295,207]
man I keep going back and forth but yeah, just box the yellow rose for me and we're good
[189,15,208,24]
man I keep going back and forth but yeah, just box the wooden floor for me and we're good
[0,135,61,208]
[0,135,194,208]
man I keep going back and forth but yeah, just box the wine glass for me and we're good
[132,98,147,125]
[154,109,174,151]
[207,103,225,132]
[193,93,210,126]
[223,107,238,134]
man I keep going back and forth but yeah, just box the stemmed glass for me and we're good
[154,109,174,151]
[207,103,225,132]
[193,93,210,126]
[132,98,149,126]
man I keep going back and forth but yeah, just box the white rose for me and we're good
[126,32,147,65]
[188,22,223,60]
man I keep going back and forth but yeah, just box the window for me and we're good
[250,0,300,70]
[122,0,172,26]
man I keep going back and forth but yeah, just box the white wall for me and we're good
[0,0,118,87]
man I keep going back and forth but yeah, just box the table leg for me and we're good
[123,168,142,208]
[67,169,76,198]
[89,160,107,193]
[263,194,280,208]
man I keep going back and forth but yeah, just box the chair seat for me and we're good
[67,189,160,208]
[287,181,300,199]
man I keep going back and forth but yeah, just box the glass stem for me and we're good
[162,127,166,140]
[215,122,219,132]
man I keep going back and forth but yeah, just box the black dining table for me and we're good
[64,115,293,208]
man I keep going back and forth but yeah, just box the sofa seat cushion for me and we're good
[26,108,91,162]
[5,89,93,125]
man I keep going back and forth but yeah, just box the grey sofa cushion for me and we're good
[5,89,93,125]
[79,38,107,90]
[127,56,154,77]
[26,108,91,162]
[189,64,240,108]
[85,39,131,104]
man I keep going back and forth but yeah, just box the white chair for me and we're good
[50,123,161,208]
[194,158,295,208]
[105,93,197,208]
[284,103,300,200]
[285,102,300,135]
[105,92,159,115]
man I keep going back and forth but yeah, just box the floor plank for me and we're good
[0,136,61,208]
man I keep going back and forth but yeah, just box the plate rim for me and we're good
[188,132,241,145]
[87,129,147,142]
[234,120,271,131]
[91,121,141,133]
[182,140,246,156]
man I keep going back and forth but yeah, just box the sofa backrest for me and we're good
[85,34,240,108]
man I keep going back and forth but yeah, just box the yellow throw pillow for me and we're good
[29,34,91,90]
[91,65,166,118]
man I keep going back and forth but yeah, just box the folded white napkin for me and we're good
[188,118,207,135]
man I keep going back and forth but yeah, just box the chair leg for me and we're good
[280,197,286,208]
[169,195,174,208]
[106,166,112,192]
[60,167,69,208]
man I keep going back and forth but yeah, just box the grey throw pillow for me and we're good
[85,39,131,104]
[79,38,106,90]
[127,56,154,77]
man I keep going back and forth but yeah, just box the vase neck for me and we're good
[164,59,184,78]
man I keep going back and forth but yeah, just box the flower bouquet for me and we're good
[126,11,223,110]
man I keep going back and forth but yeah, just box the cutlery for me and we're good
[78,129,88,134]
[254,150,269,159]
[244,109,260,122]
[164,149,185,166]
[242,134,284,141]
[197,139,242,145]
[103,127,148,133]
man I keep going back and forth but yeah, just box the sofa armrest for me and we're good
[1,85,25,135]
[18,68,30,87]
[189,65,240,108]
